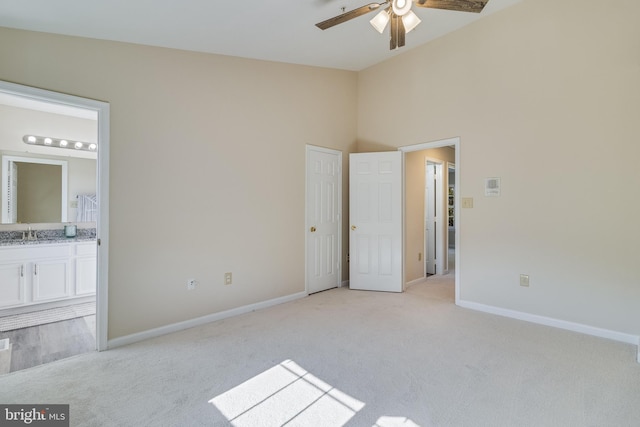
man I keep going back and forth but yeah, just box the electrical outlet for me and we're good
[187,279,197,290]
[225,272,232,285]
[519,274,529,287]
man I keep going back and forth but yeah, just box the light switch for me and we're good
[462,197,474,208]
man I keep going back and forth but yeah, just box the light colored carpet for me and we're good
[0,302,96,332]
[0,274,638,426]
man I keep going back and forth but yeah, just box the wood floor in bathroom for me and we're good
[0,316,95,373]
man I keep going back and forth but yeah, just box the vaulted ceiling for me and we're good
[0,0,522,71]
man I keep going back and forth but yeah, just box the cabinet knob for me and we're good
[310,226,316,233]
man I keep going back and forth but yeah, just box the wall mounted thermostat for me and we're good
[485,177,501,196]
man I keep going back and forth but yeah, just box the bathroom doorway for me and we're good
[0,81,109,373]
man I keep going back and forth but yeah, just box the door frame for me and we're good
[305,144,342,295]
[0,80,110,351]
[399,137,460,303]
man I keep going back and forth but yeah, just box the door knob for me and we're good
[351,225,356,230]
[310,226,316,232]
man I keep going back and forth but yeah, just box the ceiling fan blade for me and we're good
[415,0,488,13]
[398,15,406,48]
[316,2,387,30]
[390,13,398,49]
[389,13,406,50]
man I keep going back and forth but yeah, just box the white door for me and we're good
[349,152,403,292]
[306,146,342,294]
[425,160,443,275]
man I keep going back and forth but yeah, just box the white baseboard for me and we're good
[340,280,349,288]
[107,291,308,349]
[405,277,428,288]
[458,300,640,356]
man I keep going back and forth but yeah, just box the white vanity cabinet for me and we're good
[74,242,97,295]
[0,241,96,309]
[0,261,24,308]
[32,256,71,302]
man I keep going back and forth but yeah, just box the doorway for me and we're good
[399,137,460,302]
[0,81,109,373]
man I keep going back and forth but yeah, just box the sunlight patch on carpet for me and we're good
[374,415,421,426]
[209,359,365,426]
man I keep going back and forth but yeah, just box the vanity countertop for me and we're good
[0,228,97,247]
[0,236,97,247]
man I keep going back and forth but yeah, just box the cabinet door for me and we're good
[32,258,70,302]
[75,256,97,295]
[0,262,25,308]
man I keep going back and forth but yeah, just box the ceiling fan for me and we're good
[316,0,488,50]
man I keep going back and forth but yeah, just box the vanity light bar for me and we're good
[23,135,97,152]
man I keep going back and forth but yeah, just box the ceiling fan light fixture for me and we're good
[370,9,390,34]
[392,0,412,17]
[402,10,421,33]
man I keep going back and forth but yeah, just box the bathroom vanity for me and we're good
[0,232,96,309]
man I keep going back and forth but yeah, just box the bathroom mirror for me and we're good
[0,93,97,227]
[1,155,68,224]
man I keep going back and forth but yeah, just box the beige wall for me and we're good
[1,0,637,341]
[405,147,455,282]
[359,0,640,335]
[0,28,357,339]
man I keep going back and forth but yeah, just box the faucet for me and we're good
[25,226,37,241]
